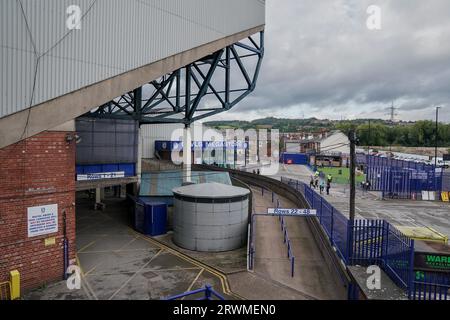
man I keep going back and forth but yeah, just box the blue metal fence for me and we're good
[350,219,385,266]
[410,271,450,300]
[383,225,415,290]
[361,154,436,172]
[165,284,225,301]
[283,177,350,263]
[360,155,443,198]
[280,176,417,297]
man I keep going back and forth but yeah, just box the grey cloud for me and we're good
[207,0,450,123]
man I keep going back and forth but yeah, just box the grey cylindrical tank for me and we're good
[172,182,250,252]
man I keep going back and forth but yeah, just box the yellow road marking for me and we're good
[186,268,204,292]
[108,249,163,300]
[182,268,205,300]
[84,265,97,276]
[77,241,96,253]
[78,210,245,300]
[86,267,202,277]
[130,230,244,300]
[77,248,159,254]
[76,255,98,300]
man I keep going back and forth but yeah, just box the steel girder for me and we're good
[85,31,264,126]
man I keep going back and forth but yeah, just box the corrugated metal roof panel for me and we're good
[1,0,265,118]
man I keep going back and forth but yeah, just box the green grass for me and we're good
[314,167,365,184]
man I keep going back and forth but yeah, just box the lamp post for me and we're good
[349,130,357,222]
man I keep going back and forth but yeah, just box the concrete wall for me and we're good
[0,131,76,291]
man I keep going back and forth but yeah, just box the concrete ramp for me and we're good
[252,186,347,300]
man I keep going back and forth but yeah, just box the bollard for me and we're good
[272,192,274,203]
[10,270,20,300]
[277,199,280,208]
[205,284,212,300]
[291,257,295,277]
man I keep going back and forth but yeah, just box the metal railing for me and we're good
[279,215,295,277]
[280,177,421,299]
[165,284,225,301]
[410,271,450,300]
[282,177,350,263]
[0,281,11,300]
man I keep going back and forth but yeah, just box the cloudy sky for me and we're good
[208,0,450,123]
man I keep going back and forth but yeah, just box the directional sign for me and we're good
[77,171,125,181]
[267,208,317,216]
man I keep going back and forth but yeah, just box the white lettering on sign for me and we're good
[77,171,125,181]
[267,208,317,216]
[27,204,58,237]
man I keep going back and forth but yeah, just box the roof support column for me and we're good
[183,125,192,184]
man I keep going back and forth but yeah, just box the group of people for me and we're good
[361,180,371,191]
[310,170,333,195]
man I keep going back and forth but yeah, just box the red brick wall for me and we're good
[0,131,76,292]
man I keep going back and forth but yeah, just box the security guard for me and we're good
[326,174,333,195]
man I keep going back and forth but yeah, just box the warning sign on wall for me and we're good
[27,204,58,237]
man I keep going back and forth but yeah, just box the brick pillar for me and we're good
[0,131,76,292]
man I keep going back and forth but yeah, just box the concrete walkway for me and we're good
[25,193,235,300]
[251,186,346,300]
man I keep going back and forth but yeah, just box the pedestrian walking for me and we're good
[319,179,325,194]
[310,175,315,189]
[326,180,331,195]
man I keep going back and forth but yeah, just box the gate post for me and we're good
[408,239,415,300]
[346,219,354,264]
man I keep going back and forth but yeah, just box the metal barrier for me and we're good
[384,225,415,290]
[280,177,422,298]
[0,270,20,300]
[0,281,11,300]
[410,271,450,300]
[283,177,350,263]
[165,284,225,300]
[350,219,386,266]
[279,215,295,277]
[361,155,443,198]
[361,154,436,172]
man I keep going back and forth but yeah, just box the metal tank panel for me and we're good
[172,182,250,252]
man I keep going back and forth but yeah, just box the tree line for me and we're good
[335,120,450,148]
